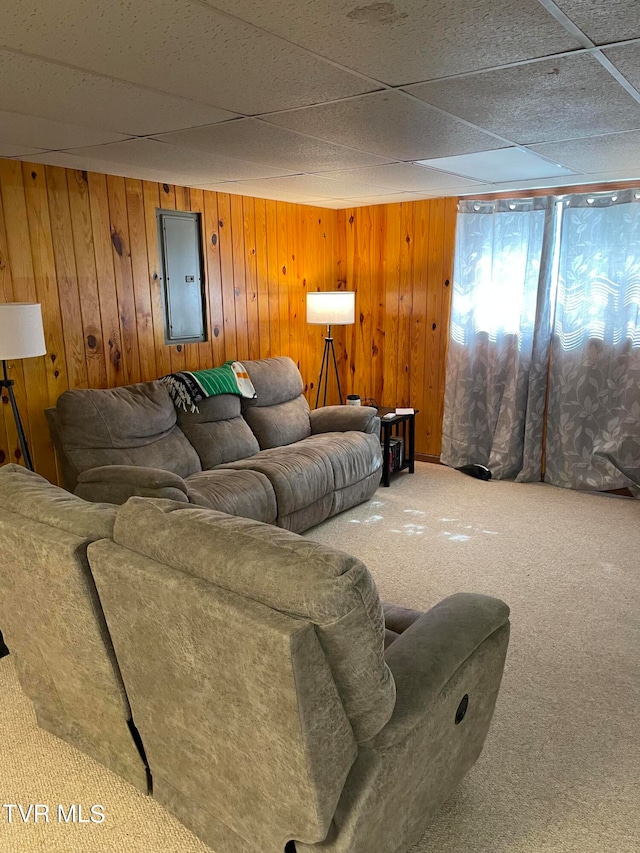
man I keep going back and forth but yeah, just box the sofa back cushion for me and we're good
[241,357,311,449]
[177,394,259,468]
[51,381,201,489]
[113,498,396,743]
[0,465,147,791]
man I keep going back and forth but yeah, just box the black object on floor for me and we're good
[0,630,9,659]
[455,463,492,481]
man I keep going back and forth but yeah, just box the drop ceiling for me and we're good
[1,0,639,208]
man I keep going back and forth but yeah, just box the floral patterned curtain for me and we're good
[545,190,640,493]
[441,197,555,479]
[442,190,640,494]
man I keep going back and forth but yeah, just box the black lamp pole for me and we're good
[315,324,343,408]
[1,360,34,470]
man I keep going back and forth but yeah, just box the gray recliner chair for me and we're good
[88,496,511,853]
[0,464,148,792]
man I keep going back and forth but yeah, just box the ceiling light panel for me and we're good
[205,0,580,85]
[0,0,374,114]
[406,54,640,145]
[417,148,576,182]
[264,91,505,161]
[154,120,392,172]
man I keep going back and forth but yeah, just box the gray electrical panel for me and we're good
[157,210,206,344]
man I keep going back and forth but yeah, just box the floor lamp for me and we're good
[307,291,355,408]
[0,303,46,470]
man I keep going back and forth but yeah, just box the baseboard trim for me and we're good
[415,453,442,465]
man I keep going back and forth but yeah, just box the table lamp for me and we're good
[0,303,46,470]
[307,290,355,407]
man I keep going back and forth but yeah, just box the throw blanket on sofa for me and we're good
[160,361,256,412]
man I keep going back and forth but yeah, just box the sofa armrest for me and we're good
[310,405,380,436]
[370,593,510,749]
[75,465,190,505]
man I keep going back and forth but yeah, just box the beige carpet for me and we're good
[1,463,639,852]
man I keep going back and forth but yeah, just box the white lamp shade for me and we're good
[307,291,355,325]
[0,303,46,360]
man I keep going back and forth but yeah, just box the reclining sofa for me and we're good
[47,357,382,533]
[0,464,510,853]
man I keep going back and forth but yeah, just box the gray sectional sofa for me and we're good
[0,463,511,853]
[47,357,382,533]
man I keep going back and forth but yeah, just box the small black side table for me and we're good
[377,407,418,487]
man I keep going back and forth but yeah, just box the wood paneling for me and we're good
[339,199,458,457]
[0,162,341,480]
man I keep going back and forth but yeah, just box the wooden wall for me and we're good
[338,198,458,457]
[0,159,341,481]
[0,158,457,480]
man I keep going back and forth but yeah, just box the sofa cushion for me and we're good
[54,382,201,486]
[113,498,397,742]
[242,357,311,448]
[242,356,304,407]
[0,463,116,538]
[0,465,148,791]
[300,432,383,490]
[218,444,334,517]
[243,396,311,449]
[177,395,259,467]
[186,469,277,524]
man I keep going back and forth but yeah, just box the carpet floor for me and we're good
[1,463,638,852]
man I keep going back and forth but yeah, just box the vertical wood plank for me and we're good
[265,200,281,357]
[87,172,126,387]
[106,175,142,385]
[254,198,271,359]
[125,178,157,382]
[142,181,172,378]
[22,164,70,404]
[243,197,261,361]
[217,193,238,361]
[67,169,108,388]
[230,194,249,360]
[45,166,88,390]
[202,190,225,367]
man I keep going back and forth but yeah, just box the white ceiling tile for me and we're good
[16,150,220,186]
[554,1,640,44]
[317,163,483,192]
[0,110,128,150]
[0,50,236,136]
[417,148,576,182]
[406,55,640,145]
[233,173,399,199]
[0,143,46,158]
[529,131,640,174]
[205,0,580,85]
[196,181,327,203]
[0,0,375,114]
[264,91,505,161]
[61,139,296,182]
[604,44,640,94]
[154,120,392,171]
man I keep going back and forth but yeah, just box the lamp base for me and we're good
[1,360,34,470]
[314,327,343,408]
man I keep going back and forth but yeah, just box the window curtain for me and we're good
[442,190,640,494]
[441,197,556,479]
[545,190,640,492]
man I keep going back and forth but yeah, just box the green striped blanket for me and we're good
[160,361,256,412]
